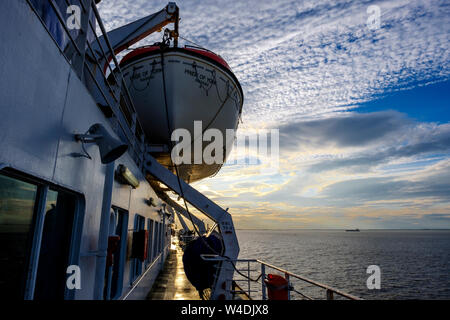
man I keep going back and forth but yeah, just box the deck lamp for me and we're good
[116,164,140,188]
[75,123,128,164]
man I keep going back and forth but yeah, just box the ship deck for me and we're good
[147,243,201,300]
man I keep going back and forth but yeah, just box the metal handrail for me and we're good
[201,255,363,300]
[27,0,148,170]
[89,1,147,167]
[255,259,362,300]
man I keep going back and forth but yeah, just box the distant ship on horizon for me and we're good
[345,228,360,232]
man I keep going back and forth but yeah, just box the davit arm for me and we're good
[91,2,179,65]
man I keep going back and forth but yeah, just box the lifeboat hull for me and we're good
[120,47,243,183]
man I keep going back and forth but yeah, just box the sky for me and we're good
[98,0,450,229]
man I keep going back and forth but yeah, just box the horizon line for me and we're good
[235,228,450,230]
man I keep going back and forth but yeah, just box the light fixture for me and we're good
[75,123,128,164]
[115,164,139,188]
[163,204,172,216]
[146,197,157,207]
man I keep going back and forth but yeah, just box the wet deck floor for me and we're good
[147,245,201,300]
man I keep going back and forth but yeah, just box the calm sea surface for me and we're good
[236,229,450,300]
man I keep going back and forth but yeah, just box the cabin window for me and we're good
[162,222,166,252]
[28,1,75,52]
[0,174,38,299]
[145,219,154,266]
[130,214,145,283]
[28,0,96,64]
[33,188,78,300]
[159,221,164,254]
[0,170,82,299]
[104,207,128,300]
[153,222,160,257]
[159,221,163,253]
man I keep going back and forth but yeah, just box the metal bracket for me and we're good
[157,191,207,234]
[91,2,179,63]
[144,152,239,300]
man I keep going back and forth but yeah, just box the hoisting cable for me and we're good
[158,39,263,286]
[158,37,206,247]
[178,35,208,50]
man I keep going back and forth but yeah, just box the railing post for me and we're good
[231,280,235,300]
[326,289,334,300]
[285,273,290,300]
[71,0,92,78]
[261,264,266,300]
[247,261,251,299]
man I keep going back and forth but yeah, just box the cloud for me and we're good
[279,110,409,149]
[98,0,450,126]
[273,110,450,173]
[305,159,450,206]
[306,118,450,172]
[97,1,450,229]
[194,111,450,228]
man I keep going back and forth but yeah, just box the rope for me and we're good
[124,34,205,52]
[159,43,206,243]
[158,43,261,290]
[178,35,207,49]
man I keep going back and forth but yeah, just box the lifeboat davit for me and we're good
[119,45,244,183]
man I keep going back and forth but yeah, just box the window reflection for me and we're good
[28,0,97,63]
[0,174,37,298]
[34,189,76,300]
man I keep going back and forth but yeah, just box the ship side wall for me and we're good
[0,0,171,300]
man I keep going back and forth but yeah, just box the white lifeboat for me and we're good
[119,45,244,183]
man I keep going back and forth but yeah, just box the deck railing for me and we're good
[201,255,363,300]
[27,0,147,171]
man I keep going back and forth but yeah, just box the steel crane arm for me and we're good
[144,154,239,300]
[165,206,188,231]
[175,211,190,232]
[93,2,179,60]
[157,190,207,234]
